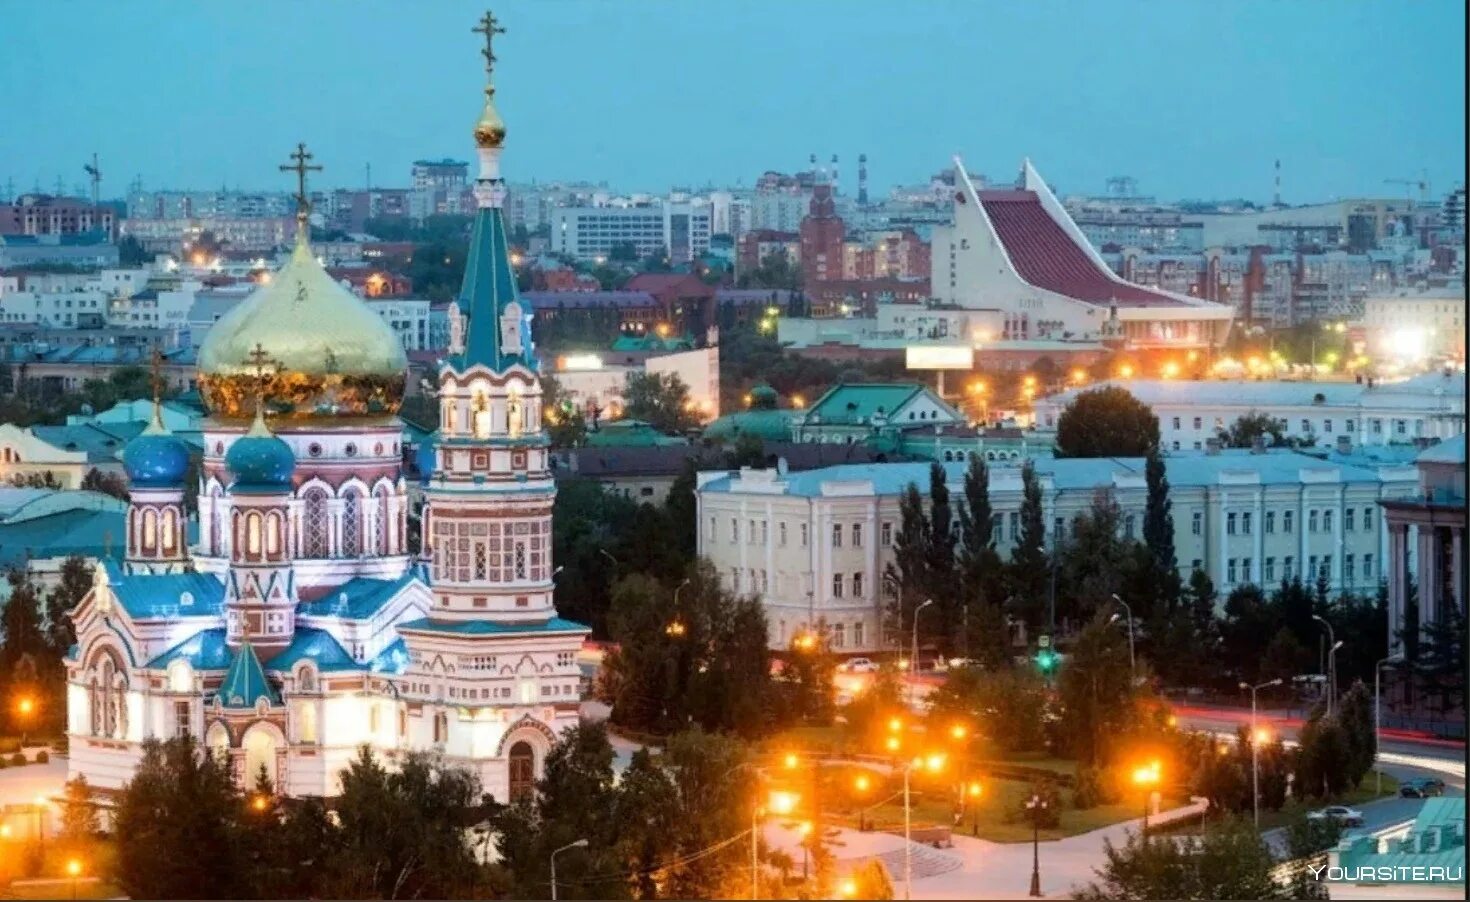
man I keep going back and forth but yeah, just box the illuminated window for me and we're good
[247,512,262,555]
[162,509,177,552]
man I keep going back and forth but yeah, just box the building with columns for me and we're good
[1383,435,1467,656]
[65,16,587,806]
[696,449,1419,653]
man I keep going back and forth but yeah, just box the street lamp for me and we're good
[598,548,618,569]
[1131,762,1161,835]
[1374,655,1403,795]
[66,858,82,901]
[1327,640,1344,716]
[15,695,35,748]
[1109,594,1135,681]
[911,599,934,695]
[549,838,588,902]
[901,753,944,901]
[1026,793,1049,897]
[1312,615,1337,714]
[1240,678,1282,829]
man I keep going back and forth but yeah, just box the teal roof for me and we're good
[586,420,689,448]
[266,627,359,673]
[703,409,798,442]
[610,333,693,353]
[214,643,281,709]
[145,628,230,670]
[804,383,929,426]
[298,570,419,619]
[0,506,130,570]
[31,422,145,463]
[370,637,410,674]
[1337,797,1465,881]
[396,616,589,637]
[449,206,538,373]
[101,560,224,620]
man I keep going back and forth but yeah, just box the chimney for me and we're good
[1335,435,1352,455]
[1251,435,1267,454]
[1205,437,1222,456]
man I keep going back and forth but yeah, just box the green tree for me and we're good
[551,478,640,636]
[782,628,838,725]
[663,458,698,563]
[849,859,895,900]
[1220,412,1294,449]
[1415,596,1466,716]
[1007,459,1049,630]
[1142,448,1179,612]
[1076,816,1306,901]
[1,569,49,734]
[1336,681,1376,788]
[542,373,589,448]
[1054,386,1161,458]
[1056,612,1137,766]
[114,736,245,900]
[623,371,699,434]
[45,556,92,655]
[926,665,1049,754]
[1293,709,1352,801]
[924,463,960,655]
[58,775,100,847]
[884,483,929,647]
[1054,489,1132,625]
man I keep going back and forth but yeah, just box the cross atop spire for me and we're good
[243,342,281,420]
[278,142,323,235]
[147,347,166,431]
[472,10,506,80]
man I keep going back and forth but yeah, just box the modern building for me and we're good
[1383,435,1466,658]
[1035,373,1468,451]
[696,449,1419,652]
[65,23,587,805]
[1363,288,1467,363]
[930,158,1234,350]
[1,194,116,240]
[550,202,711,263]
[0,232,119,269]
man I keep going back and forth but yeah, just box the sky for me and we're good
[0,0,1465,204]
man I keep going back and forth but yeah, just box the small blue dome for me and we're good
[122,428,191,489]
[226,415,295,492]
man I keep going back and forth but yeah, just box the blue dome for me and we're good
[226,416,295,492]
[122,429,191,488]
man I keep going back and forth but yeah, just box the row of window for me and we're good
[1170,415,1425,436]
[1195,506,1377,536]
[1220,553,1375,585]
[776,620,867,649]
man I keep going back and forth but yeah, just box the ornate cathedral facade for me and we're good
[66,13,587,803]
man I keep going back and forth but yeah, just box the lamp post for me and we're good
[1312,615,1336,714]
[1374,655,1402,795]
[901,752,945,901]
[550,838,588,902]
[1327,639,1344,716]
[1131,763,1160,836]
[912,599,934,699]
[1240,678,1282,829]
[1026,793,1048,897]
[66,858,82,901]
[598,548,618,569]
[15,695,35,748]
[1109,594,1135,681]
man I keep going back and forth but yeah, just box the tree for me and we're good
[782,627,838,726]
[1007,459,1049,630]
[45,556,92,655]
[1220,412,1293,449]
[114,736,245,900]
[884,483,929,647]
[1415,595,1466,716]
[1076,816,1305,901]
[1293,708,1353,800]
[663,458,698,563]
[923,463,960,654]
[542,373,588,448]
[58,775,100,848]
[551,478,641,636]
[1054,386,1160,458]
[622,371,699,434]
[1,569,49,735]
[1336,681,1376,787]
[81,468,129,500]
[1054,489,1132,625]
[926,665,1049,754]
[848,859,895,900]
[1056,612,1138,766]
[1142,448,1178,601]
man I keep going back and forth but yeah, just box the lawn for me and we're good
[766,761,1183,844]
[0,836,118,899]
[1149,770,1399,836]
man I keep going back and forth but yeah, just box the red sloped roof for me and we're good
[978,190,1189,307]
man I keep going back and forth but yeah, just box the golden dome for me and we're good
[474,85,506,148]
[197,235,408,422]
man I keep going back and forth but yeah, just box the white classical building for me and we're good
[696,450,1420,653]
[1035,372,1467,451]
[65,26,587,805]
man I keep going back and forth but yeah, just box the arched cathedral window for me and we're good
[303,488,329,557]
[341,488,363,557]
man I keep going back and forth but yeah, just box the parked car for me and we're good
[841,657,878,673]
[1399,777,1446,798]
[1308,805,1365,828]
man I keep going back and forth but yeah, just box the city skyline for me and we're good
[0,0,1464,204]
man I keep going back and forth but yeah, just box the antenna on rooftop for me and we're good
[1273,159,1281,207]
[84,153,102,208]
[858,153,869,207]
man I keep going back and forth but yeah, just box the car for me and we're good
[841,657,878,673]
[1399,777,1446,798]
[1308,806,1365,828]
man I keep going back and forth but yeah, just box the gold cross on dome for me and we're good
[149,347,165,406]
[278,142,323,225]
[243,342,281,415]
[472,10,506,78]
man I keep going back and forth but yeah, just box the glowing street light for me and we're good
[949,724,968,741]
[67,858,82,900]
[1240,677,1283,829]
[887,716,904,734]
[1131,762,1161,835]
[1070,368,1088,385]
[1117,363,1135,379]
[1160,361,1179,379]
[854,774,871,794]
[783,752,800,770]
[768,790,799,816]
[885,735,901,753]
[839,877,858,898]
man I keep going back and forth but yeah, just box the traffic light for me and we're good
[1035,649,1058,673]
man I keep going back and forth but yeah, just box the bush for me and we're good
[0,737,18,754]
[36,750,50,764]
[9,751,26,767]
[1073,765,1109,810]
[0,757,7,769]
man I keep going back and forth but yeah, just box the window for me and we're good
[1124,515,1136,540]
[1265,557,1276,582]
[706,516,716,541]
[1308,510,1318,532]
[749,519,757,544]
[833,623,846,649]
[1395,420,1406,435]
[852,524,863,548]
[1227,558,1237,583]
[881,522,893,546]
[1191,558,1202,572]
[1227,512,1237,535]
[1284,510,1294,533]
[1301,419,1311,432]
[1345,509,1355,532]
[1371,418,1382,434]
[852,572,864,597]
[730,518,739,542]
[1363,554,1373,580]
[1323,510,1333,533]
[1008,512,1020,541]
[853,622,864,647]
[1345,419,1355,432]
[1308,555,1318,580]
[832,574,844,598]
[760,520,768,545]
[1324,419,1333,433]
[173,700,191,738]
[1265,511,1275,534]
[1192,512,1202,535]
[832,524,842,548]
[779,522,788,546]
[1172,416,1181,430]
[731,568,740,590]
[800,523,809,546]
[1362,507,1374,529]
[1345,554,1355,583]
[1242,511,1253,535]
[1053,516,1065,538]
[1320,556,1332,580]
[1193,416,1202,429]
[1284,556,1294,580]
[990,514,1003,544]
[1242,557,1252,579]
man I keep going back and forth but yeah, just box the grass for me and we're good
[1149,770,1399,837]
[770,761,1184,844]
[0,836,118,898]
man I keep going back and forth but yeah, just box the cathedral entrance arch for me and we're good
[508,741,535,803]
[242,723,283,790]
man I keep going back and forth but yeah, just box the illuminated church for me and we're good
[65,12,587,803]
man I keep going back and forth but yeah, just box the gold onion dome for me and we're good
[197,235,408,422]
[474,85,506,148]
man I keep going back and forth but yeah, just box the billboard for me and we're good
[905,345,973,370]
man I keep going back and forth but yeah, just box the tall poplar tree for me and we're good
[1008,460,1049,631]
[924,463,959,653]
[885,483,930,646]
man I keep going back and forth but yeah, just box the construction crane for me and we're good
[1384,171,1430,204]
[83,153,102,207]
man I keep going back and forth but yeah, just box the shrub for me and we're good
[36,750,50,764]
[0,737,19,754]
[1072,765,1107,810]
[9,752,25,767]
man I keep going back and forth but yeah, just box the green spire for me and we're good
[449,206,535,373]
[216,643,281,709]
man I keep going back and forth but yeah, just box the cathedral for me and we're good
[65,13,587,804]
